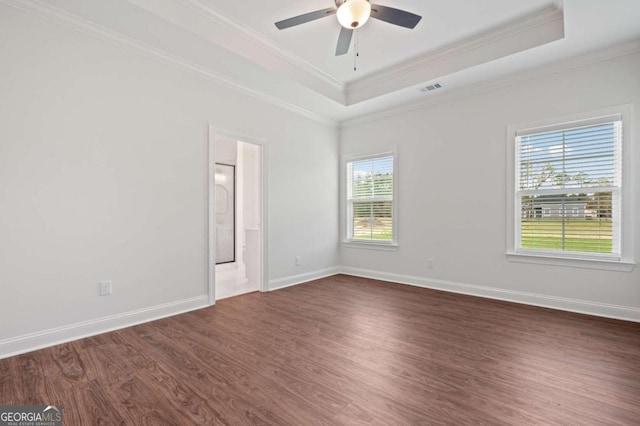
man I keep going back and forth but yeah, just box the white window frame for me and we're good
[343,149,398,250]
[506,105,635,271]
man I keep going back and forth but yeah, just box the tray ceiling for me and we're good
[3,0,640,124]
[200,0,554,83]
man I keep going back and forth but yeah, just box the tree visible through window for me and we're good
[347,155,394,242]
[516,116,622,257]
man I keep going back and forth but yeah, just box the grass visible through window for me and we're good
[521,219,613,253]
[353,216,392,241]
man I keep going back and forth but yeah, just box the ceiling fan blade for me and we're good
[275,7,337,30]
[335,27,353,56]
[370,4,422,29]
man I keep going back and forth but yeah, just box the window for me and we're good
[516,115,621,258]
[507,106,639,272]
[346,153,396,245]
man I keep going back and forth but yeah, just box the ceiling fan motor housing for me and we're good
[336,0,372,29]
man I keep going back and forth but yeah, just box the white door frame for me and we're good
[208,125,268,305]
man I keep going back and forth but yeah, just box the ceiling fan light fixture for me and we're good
[337,0,371,29]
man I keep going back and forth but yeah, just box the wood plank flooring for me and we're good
[2,274,640,425]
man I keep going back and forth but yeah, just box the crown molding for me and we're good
[179,0,344,92]
[341,38,640,128]
[126,0,344,103]
[102,0,566,108]
[0,0,338,126]
[171,2,564,107]
[5,0,636,129]
[345,5,565,105]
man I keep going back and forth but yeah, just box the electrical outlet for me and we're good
[100,280,112,296]
[427,258,434,269]
[295,256,302,266]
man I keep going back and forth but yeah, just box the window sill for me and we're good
[342,241,399,251]
[506,251,636,272]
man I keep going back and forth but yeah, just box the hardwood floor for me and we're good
[2,275,640,425]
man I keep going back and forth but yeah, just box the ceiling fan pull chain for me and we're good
[354,29,358,71]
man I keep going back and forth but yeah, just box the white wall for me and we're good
[340,52,640,318]
[0,5,339,353]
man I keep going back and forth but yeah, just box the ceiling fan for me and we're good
[275,0,422,56]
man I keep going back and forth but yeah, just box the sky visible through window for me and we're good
[352,157,393,177]
[519,123,617,190]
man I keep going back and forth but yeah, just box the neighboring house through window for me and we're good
[507,106,635,270]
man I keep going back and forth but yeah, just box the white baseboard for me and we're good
[339,267,640,323]
[4,266,637,360]
[0,295,209,360]
[268,267,341,291]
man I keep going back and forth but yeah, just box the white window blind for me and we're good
[515,114,622,259]
[347,155,394,242]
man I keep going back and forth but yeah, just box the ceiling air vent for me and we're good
[420,83,442,93]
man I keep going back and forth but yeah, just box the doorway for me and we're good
[209,129,266,303]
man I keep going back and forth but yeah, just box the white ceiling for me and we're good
[201,0,554,83]
[5,0,640,124]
